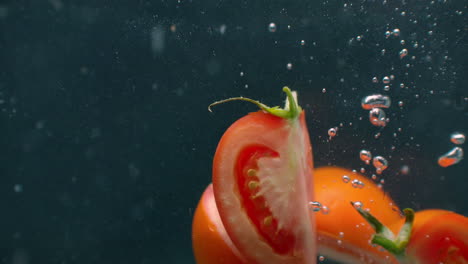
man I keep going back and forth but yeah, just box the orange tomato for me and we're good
[314,166,402,264]
[192,184,246,264]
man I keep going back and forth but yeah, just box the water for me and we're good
[0,1,466,264]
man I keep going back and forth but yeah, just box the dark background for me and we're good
[0,0,466,263]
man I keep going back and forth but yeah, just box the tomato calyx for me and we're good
[353,204,415,261]
[208,86,301,120]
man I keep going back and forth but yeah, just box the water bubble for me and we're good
[399,49,408,59]
[240,72,244,77]
[352,201,363,209]
[400,40,406,45]
[372,77,378,83]
[369,108,387,127]
[360,167,366,173]
[428,30,433,36]
[318,256,325,262]
[328,127,337,138]
[351,179,360,188]
[300,40,306,46]
[339,232,344,237]
[450,132,465,145]
[321,205,329,215]
[381,49,386,55]
[322,88,327,93]
[401,11,406,16]
[382,76,390,84]
[268,22,277,32]
[14,184,23,193]
[393,28,401,37]
[309,201,322,212]
[400,165,410,175]
[360,149,372,163]
[438,147,464,167]
[385,31,391,38]
[286,63,293,70]
[356,35,362,41]
[342,175,350,183]
[413,42,419,48]
[373,156,389,172]
[361,94,391,110]
[384,85,390,91]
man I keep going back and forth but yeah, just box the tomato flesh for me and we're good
[237,145,294,255]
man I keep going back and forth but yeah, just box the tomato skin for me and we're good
[212,111,315,264]
[391,210,468,264]
[192,184,246,264]
[314,167,401,264]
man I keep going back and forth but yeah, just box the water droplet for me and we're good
[342,175,350,183]
[450,132,465,145]
[382,76,390,84]
[393,28,401,37]
[438,147,463,167]
[399,48,408,59]
[300,40,305,46]
[353,201,363,209]
[356,35,362,41]
[373,156,389,172]
[14,184,23,193]
[369,108,387,127]
[318,256,325,262]
[322,88,326,93]
[286,63,293,70]
[268,22,277,32]
[385,31,391,38]
[328,127,337,138]
[372,77,378,83]
[361,94,391,110]
[351,179,360,188]
[360,149,372,163]
[321,205,329,215]
[384,85,390,91]
[309,201,322,212]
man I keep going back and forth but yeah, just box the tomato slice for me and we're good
[212,111,315,264]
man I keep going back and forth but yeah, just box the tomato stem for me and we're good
[208,86,302,120]
[352,203,415,261]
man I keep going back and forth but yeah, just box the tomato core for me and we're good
[236,145,295,255]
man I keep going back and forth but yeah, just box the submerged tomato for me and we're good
[314,167,401,264]
[192,184,245,264]
[211,89,316,264]
[391,210,468,264]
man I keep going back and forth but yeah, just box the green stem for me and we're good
[352,202,415,260]
[208,86,302,120]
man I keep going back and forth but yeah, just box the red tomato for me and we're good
[392,210,468,264]
[314,167,401,264]
[192,184,246,264]
[212,90,316,263]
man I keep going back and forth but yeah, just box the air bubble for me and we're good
[300,40,305,46]
[328,127,337,138]
[372,77,378,83]
[342,175,350,183]
[393,28,400,37]
[361,94,391,110]
[373,156,388,172]
[385,31,391,38]
[450,132,465,145]
[353,201,363,209]
[399,49,408,59]
[309,201,322,212]
[356,35,362,41]
[369,108,387,127]
[438,147,464,167]
[321,205,329,215]
[360,149,372,163]
[318,256,325,262]
[268,23,277,32]
[382,76,390,84]
[286,63,293,70]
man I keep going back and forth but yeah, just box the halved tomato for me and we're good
[211,88,316,263]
